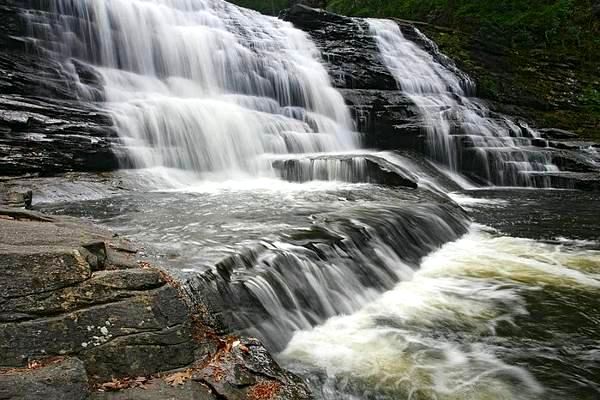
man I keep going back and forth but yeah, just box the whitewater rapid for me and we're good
[281,223,600,399]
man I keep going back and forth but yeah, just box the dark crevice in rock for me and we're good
[194,380,229,400]
[0,285,167,322]
[0,208,54,222]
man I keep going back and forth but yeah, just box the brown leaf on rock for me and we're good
[100,378,129,392]
[134,376,150,389]
[164,370,192,386]
[96,376,151,392]
[239,344,250,353]
[27,361,42,370]
[248,381,282,400]
[26,356,65,370]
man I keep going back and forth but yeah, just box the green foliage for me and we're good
[325,0,598,61]
[229,0,289,15]
[581,86,600,111]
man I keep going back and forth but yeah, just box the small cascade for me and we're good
[367,19,559,187]
[271,154,418,187]
[26,0,359,179]
[185,199,468,350]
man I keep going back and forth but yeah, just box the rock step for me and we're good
[519,171,600,191]
[270,154,418,188]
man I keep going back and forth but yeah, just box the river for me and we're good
[24,0,600,398]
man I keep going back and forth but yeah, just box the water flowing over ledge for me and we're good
[27,0,359,178]
[281,223,600,399]
[367,19,560,187]
[184,190,468,350]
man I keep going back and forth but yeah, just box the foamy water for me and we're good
[282,225,600,399]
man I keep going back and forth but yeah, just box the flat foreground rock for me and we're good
[0,208,311,399]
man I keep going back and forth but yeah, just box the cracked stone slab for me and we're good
[0,357,88,400]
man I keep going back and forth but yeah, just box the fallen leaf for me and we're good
[27,361,42,370]
[239,344,250,353]
[100,378,128,392]
[133,376,150,389]
[165,370,192,386]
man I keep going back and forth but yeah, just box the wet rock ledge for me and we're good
[0,208,311,400]
[0,1,124,176]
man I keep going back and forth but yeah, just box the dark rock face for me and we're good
[283,5,397,91]
[0,1,123,176]
[538,128,579,140]
[339,89,424,150]
[0,208,311,399]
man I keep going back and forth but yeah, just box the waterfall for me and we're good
[23,0,474,355]
[368,19,559,187]
[27,0,359,180]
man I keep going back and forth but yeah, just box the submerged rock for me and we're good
[0,208,311,399]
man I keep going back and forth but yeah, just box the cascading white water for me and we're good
[281,223,600,399]
[368,19,559,187]
[29,0,359,179]
[25,0,474,357]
